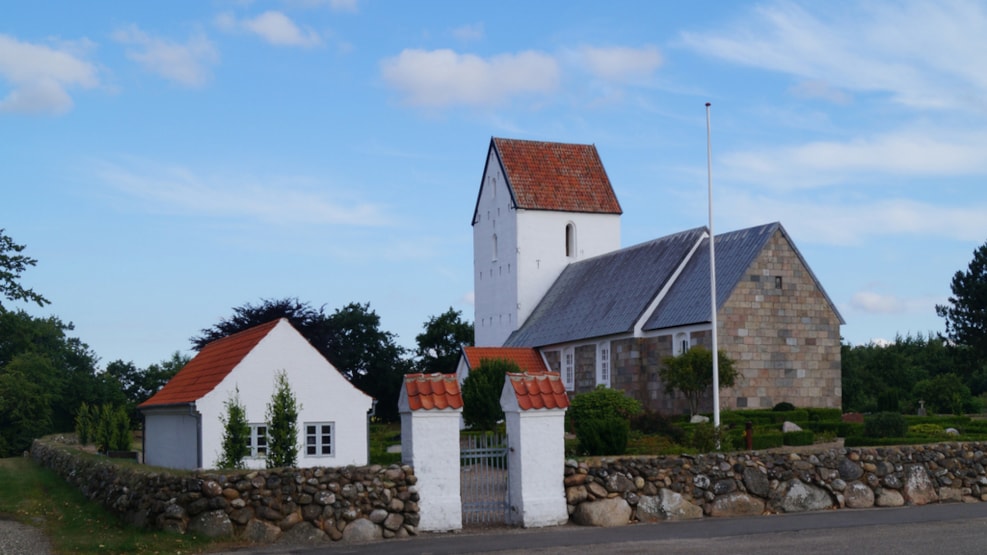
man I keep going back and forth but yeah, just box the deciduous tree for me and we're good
[415,307,473,374]
[0,229,49,311]
[659,347,738,417]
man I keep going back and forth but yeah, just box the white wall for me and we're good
[399,408,463,532]
[143,406,199,470]
[196,319,374,469]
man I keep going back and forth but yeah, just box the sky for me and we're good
[3,0,986,369]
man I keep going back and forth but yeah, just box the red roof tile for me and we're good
[139,319,282,408]
[493,138,622,215]
[404,373,463,411]
[506,371,569,411]
[463,346,549,374]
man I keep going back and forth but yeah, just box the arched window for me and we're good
[565,223,575,258]
[674,332,690,355]
[492,233,498,261]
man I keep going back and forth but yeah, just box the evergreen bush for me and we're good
[575,415,630,456]
[864,411,908,438]
[782,430,815,446]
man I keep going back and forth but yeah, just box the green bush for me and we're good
[864,412,908,438]
[688,422,720,452]
[462,358,520,430]
[783,430,815,446]
[74,402,93,445]
[773,402,796,412]
[752,431,784,449]
[576,416,630,456]
[630,410,686,444]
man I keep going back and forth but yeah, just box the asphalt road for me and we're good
[219,502,987,555]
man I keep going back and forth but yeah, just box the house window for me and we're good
[563,348,574,391]
[597,342,610,387]
[674,332,690,356]
[565,223,575,258]
[305,422,334,457]
[247,424,268,458]
[775,276,783,289]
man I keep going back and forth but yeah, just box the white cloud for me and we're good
[721,128,987,190]
[380,48,559,108]
[716,190,987,246]
[451,23,484,42]
[577,45,662,82]
[112,25,219,87]
[0,34,99,115]
[679,1,987,112]
[217,11,322,47]
[287,0,359,12]
[849,291,905,314]
[98,161,388,227]
[789,80,851,105]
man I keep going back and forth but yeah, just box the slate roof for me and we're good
[504,227,706,347]
[505,371,569,410]
[140,319,282,408]
[403,373,463,411]
[644,222,778,330]
[462,346,549,374]
[474,138,622,222]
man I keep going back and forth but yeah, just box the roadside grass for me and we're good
[0,457,234,555]
[369,422,402,466]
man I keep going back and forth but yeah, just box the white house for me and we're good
[139,318,374,470]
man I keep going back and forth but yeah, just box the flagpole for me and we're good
[706,102,721,432]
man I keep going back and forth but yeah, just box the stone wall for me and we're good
[565,442,987,526]
[31,437,418,544]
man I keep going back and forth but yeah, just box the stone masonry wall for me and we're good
[31,437,418,544]
[565,442,987,527]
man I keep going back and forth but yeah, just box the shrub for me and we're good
[569,386,642,428]
[266,370,300,468]
[772,402,796,412]
[752,431,784,449]
[783,430,815,446]
[630,409,687,444]
[74,402,93,445]
[688,422,721,452]
[864,411,908,438]
[217,387,250,469]
[908,423,948,437]
[462,358,520,430]
[576,416,629,456]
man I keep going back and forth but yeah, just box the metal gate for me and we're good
[460,432,509,525]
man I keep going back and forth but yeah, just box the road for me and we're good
[220,502,987,555]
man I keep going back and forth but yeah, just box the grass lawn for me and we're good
[0,457,239,555]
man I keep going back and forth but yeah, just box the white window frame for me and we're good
[562,347,575,391]
[247,424,268,459]
[597,342,611,387]
[305,422,334,457]
[674,332,690,356]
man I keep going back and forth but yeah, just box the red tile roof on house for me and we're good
[463,346,549,374]
[139,319,283,408]
[493,138,622,215]
[403,373,463,411]
[506,371,569,410]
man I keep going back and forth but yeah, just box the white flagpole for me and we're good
[706,102,721,431]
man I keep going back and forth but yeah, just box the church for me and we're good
[470,137,843,414]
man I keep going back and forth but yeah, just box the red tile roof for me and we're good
[463,346,549,374]
[403,373,463,411]
[493,137,622,215]
[506,371,569,410]
[139,319,282,408]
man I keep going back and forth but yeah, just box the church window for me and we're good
[565,223,576,258]
[597,342,610,387]
[674,332,690,355]
[492,234,498,261]
[563,348,574,391]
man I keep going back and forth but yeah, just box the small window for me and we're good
[305,422,334,457]
[492,234,498,261]
[248,424,268,459]
[565,223,575,258]
[597,343,611,387]
[563,348,575,391]
[674,333,690,355]
[775,276,783,289]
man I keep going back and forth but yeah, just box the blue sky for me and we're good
[3,1,985,369]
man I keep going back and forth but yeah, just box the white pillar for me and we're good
[501,373,569,528]
[399,374,463,532]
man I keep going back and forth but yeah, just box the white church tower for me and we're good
[473,138,622,346]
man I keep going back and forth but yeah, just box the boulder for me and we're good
[843,482,875,508]
[659,489,703,520]
[902,465,939,505]
[875,488,905,507]
[341,518,382,542]
[690,415,710,424]
[708,492,765,517]
[773,479,834,513]
[742,467,771,498]
[243,519,281,543]
[187,510,233,538]
[279,522,328,545]
[782,421,802,433]
[572,497,632,527]
[838,458,863,481]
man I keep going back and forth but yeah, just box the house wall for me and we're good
[143,406,199,470]
[716,230,843,410]
[195,320,374,470]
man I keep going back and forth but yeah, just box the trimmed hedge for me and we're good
[783,430,815,446]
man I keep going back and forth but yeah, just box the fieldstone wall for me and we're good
[565,442,987,526]
[31,437,418,544]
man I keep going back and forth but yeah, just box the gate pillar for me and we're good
[399,373,463,532]
[500,372,570,528]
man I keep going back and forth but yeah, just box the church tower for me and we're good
[472,138,622,346]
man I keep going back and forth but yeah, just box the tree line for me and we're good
[0,229,473,457]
